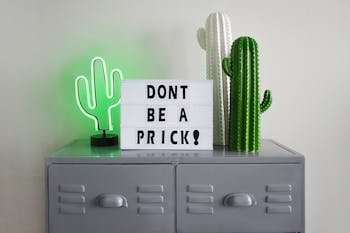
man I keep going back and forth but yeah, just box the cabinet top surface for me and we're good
[47,139,304,164]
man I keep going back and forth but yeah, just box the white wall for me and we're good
[1,0,349,232]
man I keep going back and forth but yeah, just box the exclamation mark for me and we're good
[193,130,199,145]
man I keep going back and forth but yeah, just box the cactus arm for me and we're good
[107,68,123,130]
[197,28,206,50]
[109,68,123,106]
[260,90,272,113]
[222,58,233,77]
[75,75,99,130]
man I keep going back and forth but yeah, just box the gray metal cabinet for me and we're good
[46,139,305,233]
[177,164,303,233]
[48,164,175,233]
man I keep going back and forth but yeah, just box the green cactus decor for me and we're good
[222,37,272,152]
[75,57,123,146]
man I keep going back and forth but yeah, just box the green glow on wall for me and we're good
[75,57,123,131]
[47,35,170,139]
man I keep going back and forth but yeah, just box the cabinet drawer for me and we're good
[48,164,175,233]
[176,164,303,233]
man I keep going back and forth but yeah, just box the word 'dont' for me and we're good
[147,85,188,99]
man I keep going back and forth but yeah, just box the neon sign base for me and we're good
[91,134,118,147]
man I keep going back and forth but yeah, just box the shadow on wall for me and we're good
[42,31,172,146]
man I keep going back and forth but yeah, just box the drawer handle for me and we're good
[96,194,128,208]
[223,193,256,207]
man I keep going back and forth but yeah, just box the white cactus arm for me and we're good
[197,28,206,50]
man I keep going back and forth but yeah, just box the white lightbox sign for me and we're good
[121,80,213,150]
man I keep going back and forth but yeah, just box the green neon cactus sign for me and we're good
[75,57,123,131]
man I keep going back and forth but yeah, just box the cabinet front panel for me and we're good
[176,164,303,233]
[48,164,174,233]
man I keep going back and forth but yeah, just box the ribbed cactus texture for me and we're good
[197,12,232,146]
[222,37,272,152]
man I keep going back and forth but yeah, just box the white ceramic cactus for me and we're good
[197,12,233,146]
